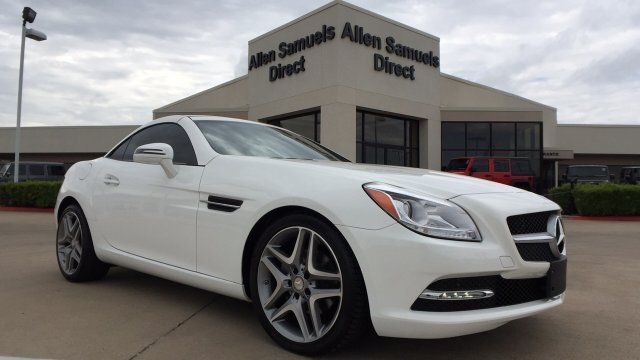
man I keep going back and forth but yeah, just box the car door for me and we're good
[470,158,491,181]
[492,159,512,185]
[92,123,203,271]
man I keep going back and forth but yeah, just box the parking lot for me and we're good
[1,211,639,359]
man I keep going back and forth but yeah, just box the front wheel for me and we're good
[249,214,368,355]
[56,204,109,282]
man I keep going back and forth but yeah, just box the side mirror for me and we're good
[133,143,178,178]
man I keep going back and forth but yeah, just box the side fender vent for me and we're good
[202,195,243,212]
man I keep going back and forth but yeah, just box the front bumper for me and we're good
[374,293,563,339]
[336,192,565,339]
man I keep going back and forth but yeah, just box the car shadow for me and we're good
[99,267,563,359]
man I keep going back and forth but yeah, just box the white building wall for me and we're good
[557,125,640,155]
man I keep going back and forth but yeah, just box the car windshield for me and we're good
[195,120,349,162]
[568,166,608,177]
[447,159,469,171]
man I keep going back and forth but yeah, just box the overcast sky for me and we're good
[0,0,639,127]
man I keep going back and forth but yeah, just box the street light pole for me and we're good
[14,24,26,183]
[13,7,46,183]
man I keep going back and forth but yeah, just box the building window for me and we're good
[442,121,542,177]
[267,111,320,142]
[356,110,419,167]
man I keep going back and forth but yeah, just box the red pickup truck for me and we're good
[445,157,535,191]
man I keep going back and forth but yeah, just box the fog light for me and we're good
[419,289,494,301]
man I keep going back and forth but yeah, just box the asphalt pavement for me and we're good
[1,211,639,359]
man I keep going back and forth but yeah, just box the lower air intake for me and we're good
[411,275,548,312]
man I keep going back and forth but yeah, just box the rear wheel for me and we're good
[56,204,109,282]
[249,214,368,355]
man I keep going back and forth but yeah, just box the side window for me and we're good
[107,138,131,161]
[29,164,45,176]
[48,165,66,176]
[472,159,489,172]
[123,124,197,165]
[494,160,510,172]
[162,124,198,165]
[4,164,26,176]
[512,160,533,176]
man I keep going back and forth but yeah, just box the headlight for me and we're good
[363,183,481,241]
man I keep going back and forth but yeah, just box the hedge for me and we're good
[0,181,62,208]
[573,183,640,216]
[546,183,576,215]
[546,183,640,216]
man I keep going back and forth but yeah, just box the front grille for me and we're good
[411,275,548,312]
[507,211,555,235]
[516,242,559,262]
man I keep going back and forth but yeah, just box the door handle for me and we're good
[103,174,120,186]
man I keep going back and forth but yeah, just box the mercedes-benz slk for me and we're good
[54,116,566,355]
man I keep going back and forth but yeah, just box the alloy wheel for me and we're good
[257,226,343,343]
[57,211,83,275]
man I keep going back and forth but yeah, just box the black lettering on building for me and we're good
[269,56,306,82]
[373,53,415,80]
[249,50,276,70]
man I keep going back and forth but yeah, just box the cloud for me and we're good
[0,0,639,126]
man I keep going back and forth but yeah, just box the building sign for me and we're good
[543,149,574,160]
[248,22,439,82]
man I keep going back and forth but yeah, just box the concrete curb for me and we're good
[0,206,54,213]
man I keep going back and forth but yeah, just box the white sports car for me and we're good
[55,116,566,354]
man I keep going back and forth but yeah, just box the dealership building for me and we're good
[1,1,639,189]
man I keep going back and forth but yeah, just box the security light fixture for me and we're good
[25,28,46,41]
[22,7,36,24]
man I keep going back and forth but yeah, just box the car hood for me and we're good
[280,159,523,199]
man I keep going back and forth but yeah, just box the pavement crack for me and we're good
[128,297,217,360]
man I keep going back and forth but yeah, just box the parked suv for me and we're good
[562,165,612,185]
[0,161,67,183]
[620,166,640,184]
[446,157,535,190]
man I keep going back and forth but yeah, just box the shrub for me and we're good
[0,181,62,208]
[546,183,577,214]
[573,183,640,216]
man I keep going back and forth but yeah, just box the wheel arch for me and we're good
[57,196,81,221]
[241,205,366,301]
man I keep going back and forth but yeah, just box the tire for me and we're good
[249,214,368,355]
[56,204,109,282]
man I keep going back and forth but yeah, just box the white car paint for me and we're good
[55,115,565,339]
